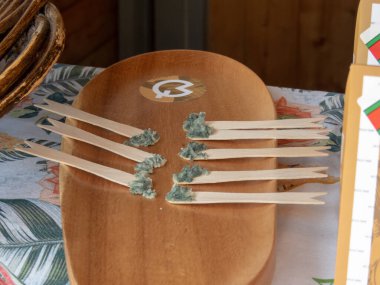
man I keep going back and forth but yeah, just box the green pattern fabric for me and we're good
[0,199,67,285]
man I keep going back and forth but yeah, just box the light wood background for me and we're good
[208,0,360,92]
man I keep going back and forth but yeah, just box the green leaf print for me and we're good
[320,93,344,125]
[46,92,72,105]
[319,93,343,152]
[32,65,102,97]
[0,199,68,285]
[9,106,41,119]
[9,93,73,120]
[327,132,342,153]
[0,139,60,163]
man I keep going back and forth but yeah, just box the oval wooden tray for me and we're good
[60,50,277,285]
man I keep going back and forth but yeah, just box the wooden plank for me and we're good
[154,0,206,50]
[58,0,116,35]
[297,0,327,89]
[53,0,118,66]
[207,0,246,63]
[51,0,76,10]
[244,0,270,79]
[208,0,360,92]
[118,0,153,58]
[79,36,118,67]
[262,0,301,88]
[321,0,359,91]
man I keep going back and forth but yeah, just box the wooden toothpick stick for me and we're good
[15,141,158,199]
[183,112,328,140]
[168,191,327,205]
[175,167,328,185]
[35,99,143,137]
[15,140,135,186]
[207,117,325,130]
[190,129,329,141]
[35,99,160,147]
[39,118,153,162]
[180,145,329,160]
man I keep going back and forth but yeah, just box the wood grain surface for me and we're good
[60,50,277,284]
[208,0,359,92]
[52,0,118,67]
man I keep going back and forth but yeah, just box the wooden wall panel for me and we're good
[207,0,246,63]
[79,38,118,67]
[208,0,360,92]
[51,0,76,10]
[50,0,359,88]
[52,0,118,67]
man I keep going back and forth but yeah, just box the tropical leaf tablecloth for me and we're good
[0,64,343,285]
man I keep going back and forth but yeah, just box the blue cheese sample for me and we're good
[183,112,213,138]
[173,164,209,183]
[129,176,156,199]
[135,154,167,176]
[166,184,193,202]
[125,129,160,147]
[179,142,208,160]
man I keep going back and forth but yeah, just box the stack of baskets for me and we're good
[0,0,65,116]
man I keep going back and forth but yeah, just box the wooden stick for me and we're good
[184,146,330,160]
[191,129,329,141]
[176,167,328,185]
[207,117,325,130]
[15,141,135,187]
[38,118,153,162]
[168,191,327,205]
[35,99,144,137]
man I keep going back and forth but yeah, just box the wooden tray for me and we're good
[60,50,277,284]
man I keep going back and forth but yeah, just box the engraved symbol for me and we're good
[152,79,194,99]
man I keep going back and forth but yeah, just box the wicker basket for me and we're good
[0,0,65,117]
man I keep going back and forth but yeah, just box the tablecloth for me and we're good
[0,64,343,285]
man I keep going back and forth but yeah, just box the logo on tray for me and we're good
[140,76,206,102]
[152,79,194,98]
